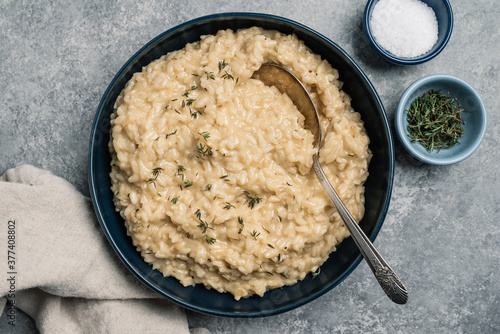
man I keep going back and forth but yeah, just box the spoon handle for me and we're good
[313,155,408,304]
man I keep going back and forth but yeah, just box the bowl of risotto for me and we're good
[89,12,394,317]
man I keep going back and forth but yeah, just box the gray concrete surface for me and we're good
[1,0,499,333]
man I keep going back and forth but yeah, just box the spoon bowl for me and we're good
[253,63,408,304]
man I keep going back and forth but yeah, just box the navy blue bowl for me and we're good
[89,12,394,317]
[364,0,453,65]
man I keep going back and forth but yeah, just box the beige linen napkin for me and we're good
[0,165,208,334]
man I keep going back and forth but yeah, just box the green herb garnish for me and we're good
[190,108,202,118]
[152,167,163,177]
[206,236,216,245]
[312,268,321,279]
[197,143,213,156]
[195,209,209,233]
[171,197,178,204]
[221,71,234,81]
[223,202,235,210]
[406,89,465,152]
[238,216,244,234]
[176,163,186,175]
[206,71,215,80]
[182,86,197,98]
[199,131,210,141]
[148,167,163,188]
[244,191,262,209]
[218,60,228,72]
[250,230,260,240]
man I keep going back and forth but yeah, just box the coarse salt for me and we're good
[370,0,439,58]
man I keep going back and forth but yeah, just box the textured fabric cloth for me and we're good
[0,164,208,334]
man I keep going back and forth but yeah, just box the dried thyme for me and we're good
[406,90,465,152]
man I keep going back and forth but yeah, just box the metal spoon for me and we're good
[252,63,408,304]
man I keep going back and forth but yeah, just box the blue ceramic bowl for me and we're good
[364,0,453,65]
[89,12,394,317]
[396,74,487,165]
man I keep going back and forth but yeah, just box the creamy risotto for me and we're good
[109,27,371,300]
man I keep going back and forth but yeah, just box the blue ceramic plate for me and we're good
[396,74,487,165]
[89,12,394,317]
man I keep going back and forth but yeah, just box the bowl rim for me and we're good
[89,12,395,317]
[395,74,487,165]
[363,0,454,65]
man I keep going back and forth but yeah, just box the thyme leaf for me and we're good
[250,230,261,240]
[206,236,216,245]
[221,70,234,80]
[197,143,213,156]
[237,216,244,234]
[152,167,163,178]
[190,108,202,118]
[166,129,177,139]
[148,167,163,188]
[198,131,210,141]
[223,202,235,210]
[176,163,186,175]
[218,60,228,72]
[205,71,215,80]
[195,209,209,234]
[244,191,262,209]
